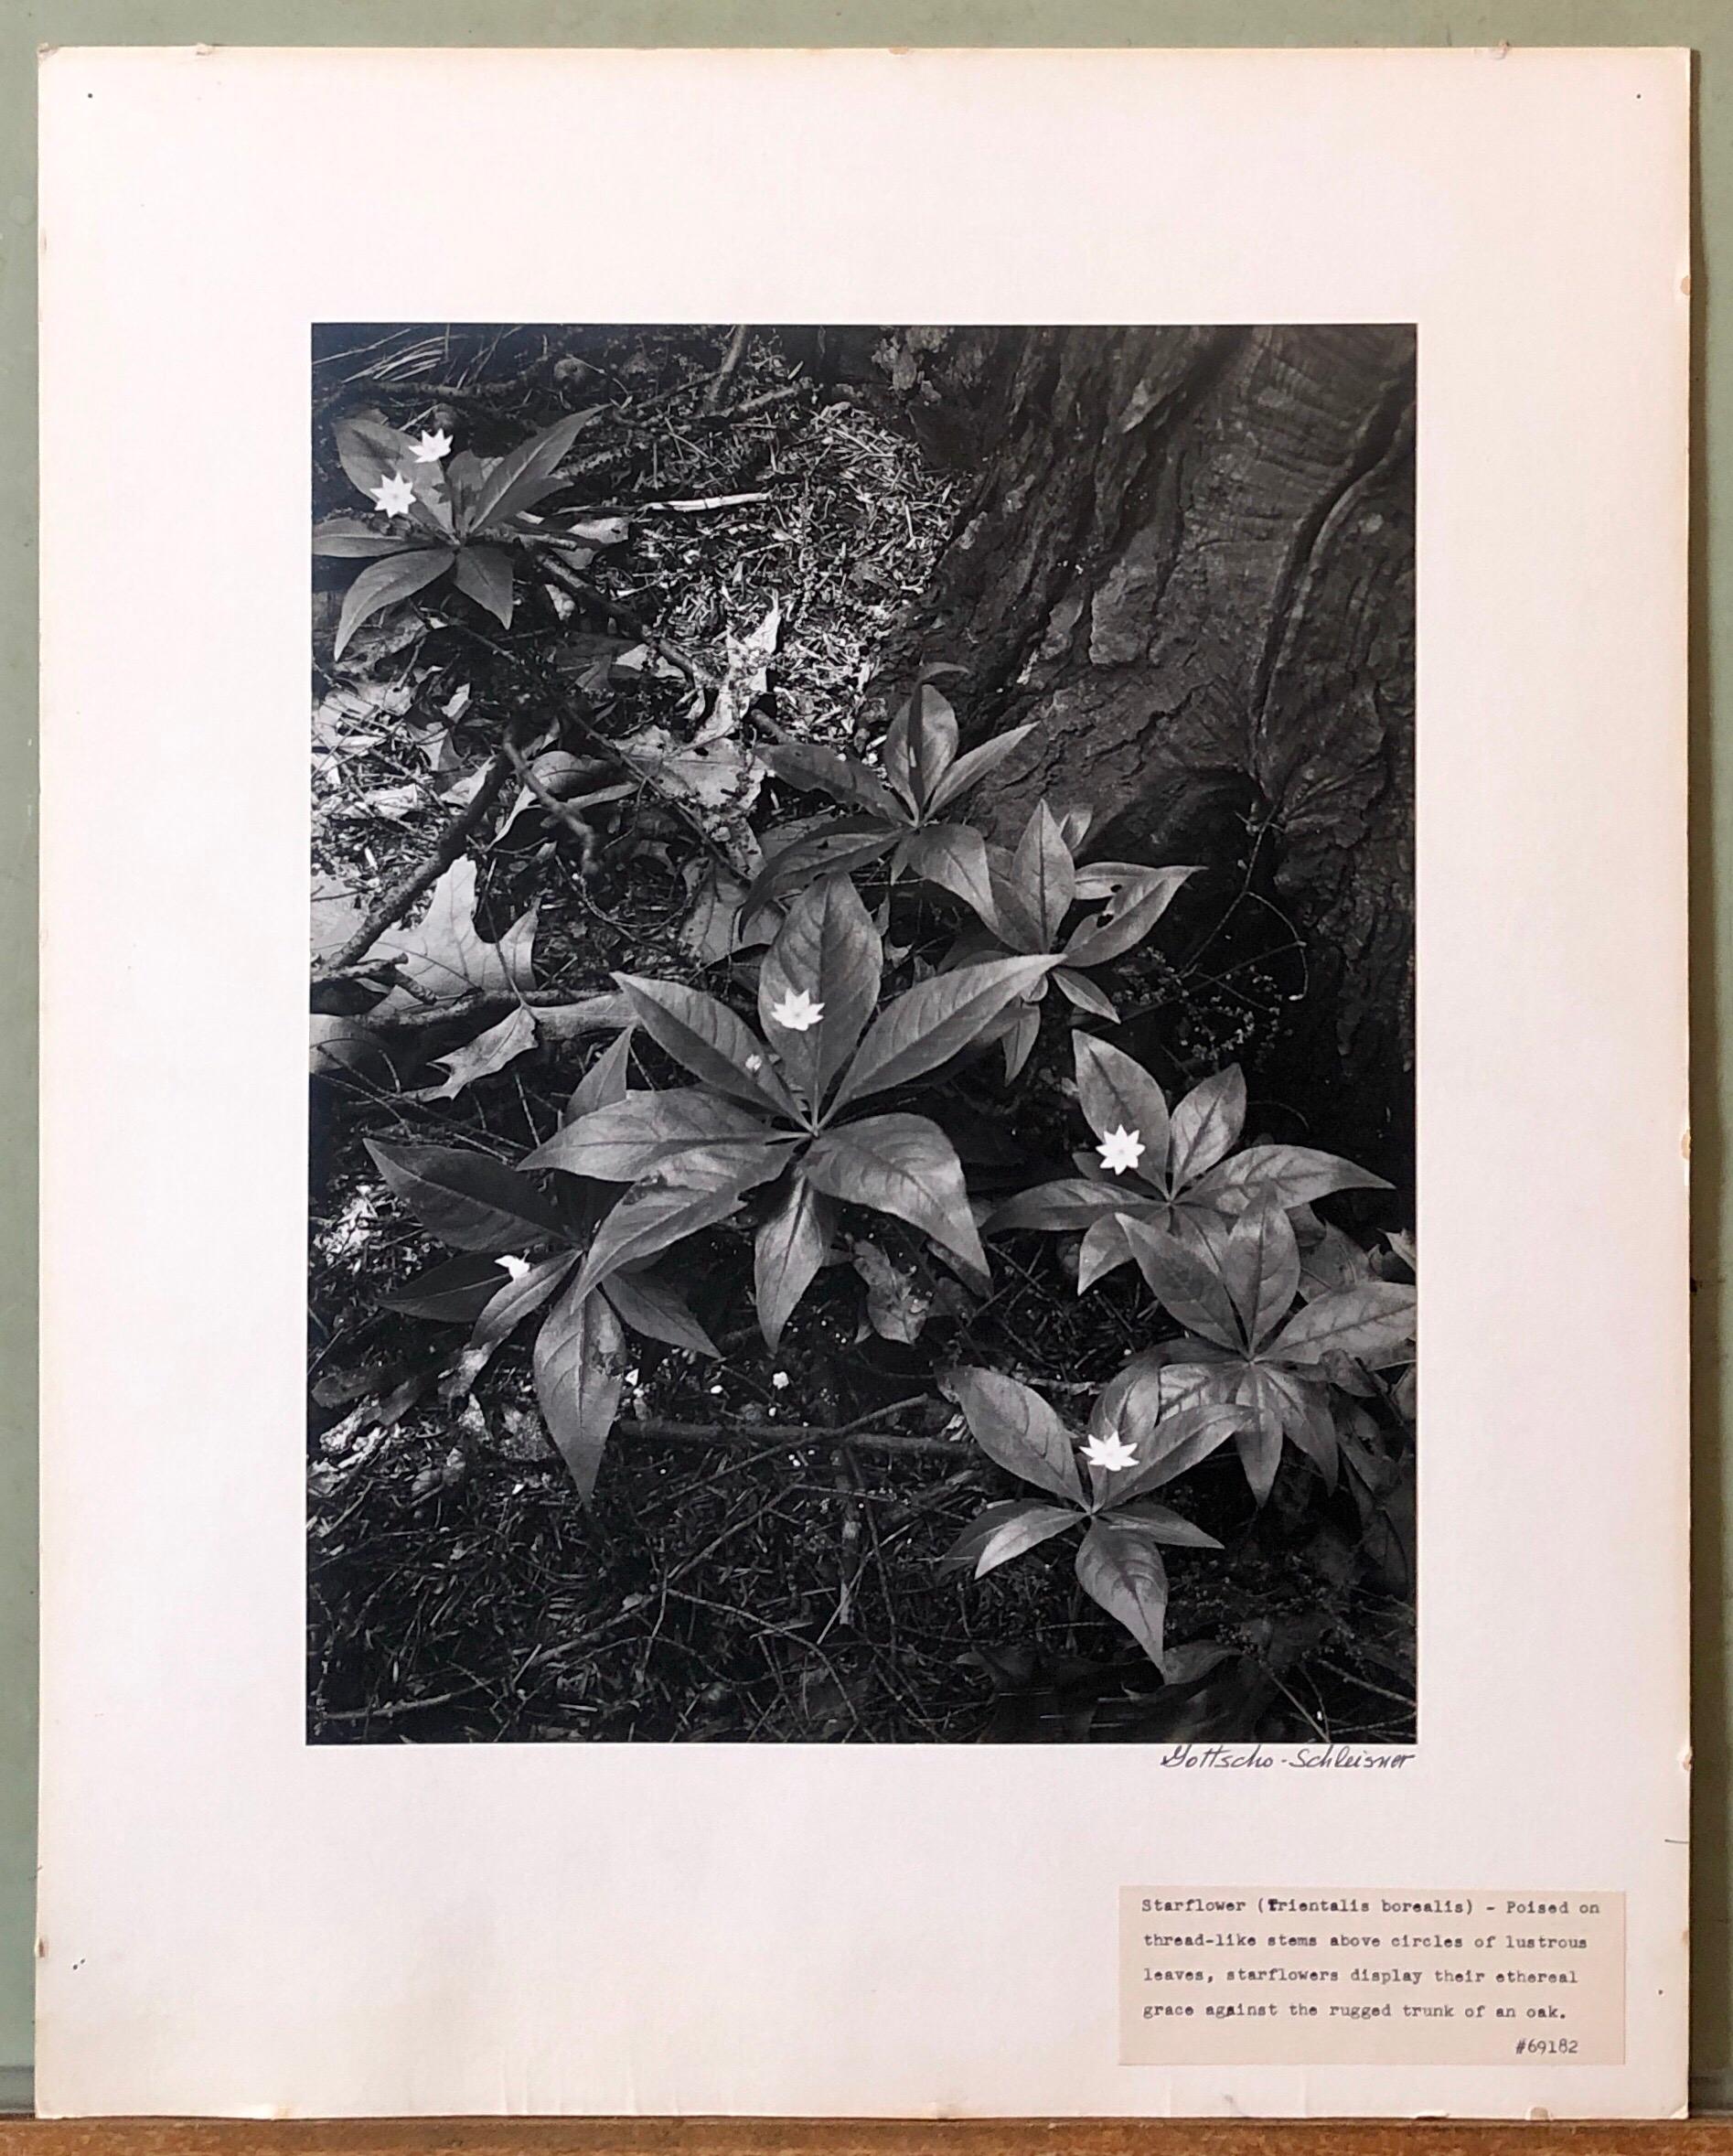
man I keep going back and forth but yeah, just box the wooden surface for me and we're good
[0,2123,1731,2154]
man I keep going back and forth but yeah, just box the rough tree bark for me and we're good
[872,324,1416,1179]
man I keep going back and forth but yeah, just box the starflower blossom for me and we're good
[1081,1430,1139,1473]
[412,428,453,463]
[769,989,824,1033]
[370,469,416,517]
[1096,1124,1146,1176]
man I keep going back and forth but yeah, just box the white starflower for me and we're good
[412,428,453,463]
[769,989,824,1033]
[1096,1124,1146,1176]
[370,469,416,517]
[497,1254,531,1282]
[1082,1431,1139,1474]
[771,1370,790,1391]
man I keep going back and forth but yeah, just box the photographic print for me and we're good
[307,322,1417,1745]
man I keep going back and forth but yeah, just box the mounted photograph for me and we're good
[307,321,1417,1745]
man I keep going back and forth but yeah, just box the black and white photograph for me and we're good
[307,321,1417,1746]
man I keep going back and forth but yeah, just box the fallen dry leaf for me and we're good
[409,1004,539,1100]
[849,1237,933,1344]
[368,857,537,1020]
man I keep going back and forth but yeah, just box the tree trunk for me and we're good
[876,324,1416,1179]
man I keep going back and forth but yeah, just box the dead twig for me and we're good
[501,735,604,878]
[316,745,516,978]
[439,614,743,893]
[622,1413,962,1462]
[726,381,808,421]
[344,983,613,1036]
[536,552,713,691]
[703,324,752,413]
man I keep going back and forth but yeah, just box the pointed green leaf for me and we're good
[333,548,451,660]
[938,1498,1080,1580]
[830,954,1058,1110]
[1119,1216,1245,1351]
[906,683,959,805]
[1235,1404,1286,1506]
[467,1250,572,1345]
[1095,1388,1248,1501]
[985,1176,1117,1235]
[1054,801,1096,853]
[445,449,486,525]
[1269,1281,1417,1368]
[1063,865,1196,968]
[1073,1035,1171,1176]
[762,740,904,820]
[1076,1209,1138,1292]
[564,1029,636,1123]
[533,1275,626,1501]
[1075,1519,1170,1669]
[1073,858,1171,902]
[614,974,798,1120]
[881,699,918,810]
[599,1267,720,1357]
[805,1112,988,1283]
[757,874,882,1110]
[572,1178,754,1303]
[366,1140,566,1255]
[925,724,1037,813]
[1257,1367,1342,1489]
[312,516,416,560]
[1103,1498,1223,1550]
[1000,998,1042,1081]
[744,821,900,918]
[379,1252,513,1324]
[980,850,1043,951]
[1220,1196,1301,1350]
[883,683,958,810]
[1167,1064,1248,1190]
[451,542,515,628]
[1010,800,1075,946]
[898,823,1000,925]
[454,1252,581,1392]
[467,410,598,529]
[1187,1142,1394,1214]
[942,1366,1085,1505]
[1051,967,1118,1019]
[753,1172,834,1352]
[525,1089,779,1182]
[1229,1363,1333,1499]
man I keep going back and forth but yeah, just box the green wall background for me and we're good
[3,0,1724,2110]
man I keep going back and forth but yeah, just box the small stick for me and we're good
[536,551,713,690]
[317,745,515,977]
[501,735,603,878]
[726,381,807,420]
[703,324,752,413]
[623,1415,963,1462]
[339,983,613,1036]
